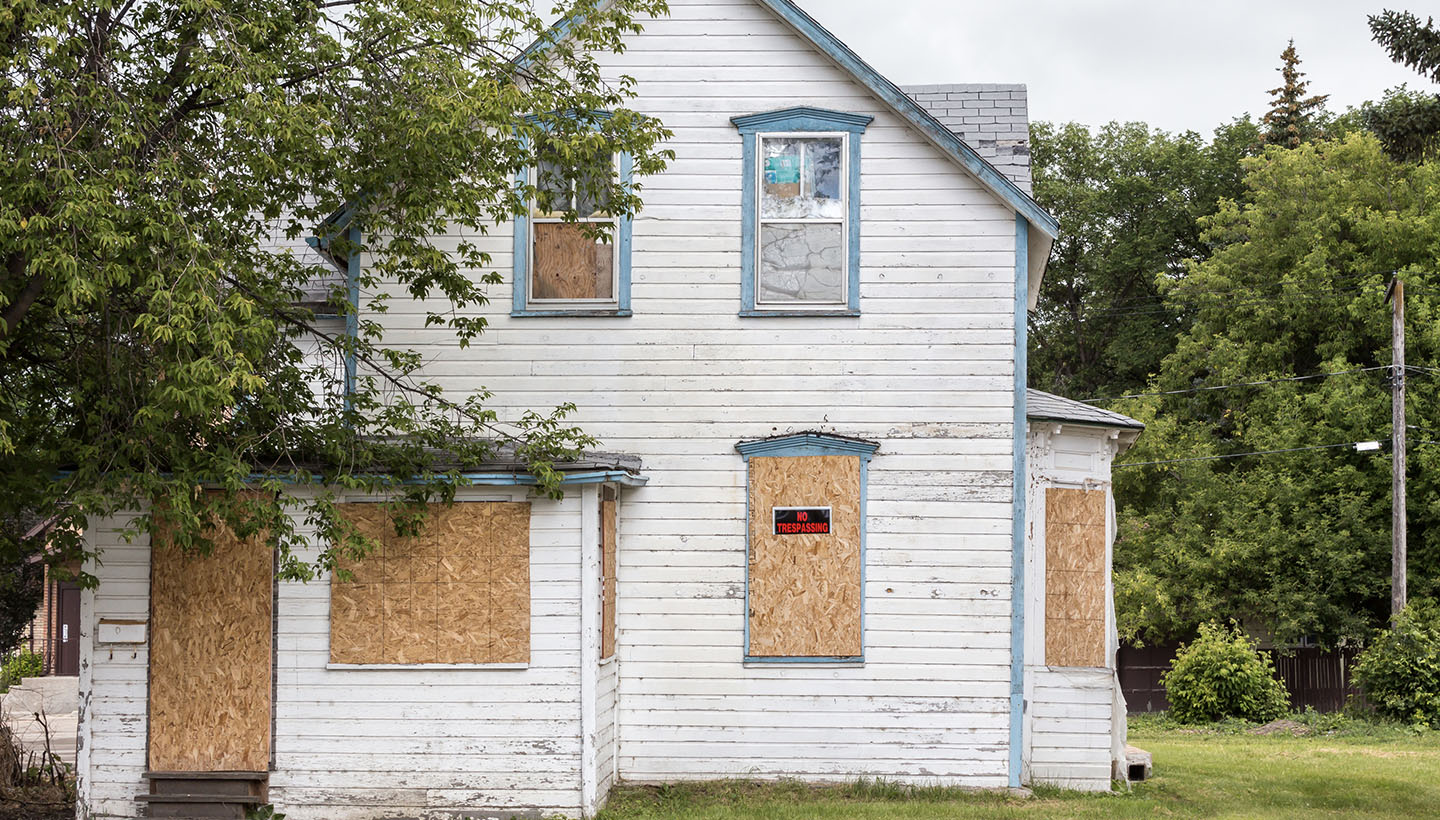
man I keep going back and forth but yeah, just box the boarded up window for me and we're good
[1045,487,1107,668]
[601,487,617,659]
[533,223,614,300]
[747,455,862,658]
[531,150,617,303]
[149,498,273,771]
[330,501,530,665]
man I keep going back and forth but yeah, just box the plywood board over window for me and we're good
[149,496,273,772]
[747,455,862,659]
[601,487,618,660]
[1044,487,1107,668]
[330,501,530,665]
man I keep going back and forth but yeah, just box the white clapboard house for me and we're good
[75,1,1146,817]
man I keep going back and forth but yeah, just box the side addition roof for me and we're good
[1026,389,1144,431]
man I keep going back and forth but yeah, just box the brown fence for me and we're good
[1118,642,1364,714]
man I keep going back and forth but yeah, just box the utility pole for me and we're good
[1388,275,1407,620]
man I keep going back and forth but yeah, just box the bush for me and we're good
[0,650,43,691]
[1353,600,1440,727]
[1161,622,1290,723]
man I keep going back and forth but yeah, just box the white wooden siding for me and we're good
[438,0,1013,788]
[78,514,151,820]
[1023,423,1123,790]
[269,488,587,819]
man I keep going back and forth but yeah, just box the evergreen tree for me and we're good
[1365,10,1440,161]
[1261,40,1330,148]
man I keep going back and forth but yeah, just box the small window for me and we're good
[732,107,873,317]
[758,135,847,306]
[513,146,633,317]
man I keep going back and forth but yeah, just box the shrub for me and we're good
[0,650,43,691]
[1353,600,1440,727]
[1161,621,1290,723]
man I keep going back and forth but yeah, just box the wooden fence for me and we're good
[1118,642,1364,714]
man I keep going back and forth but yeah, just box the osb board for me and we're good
[533,222,614,300]
[1044,488,1106,668]
[747,455,862,658]
[331,502,530,665]
[149,499,273,772]
[601,496,617,659]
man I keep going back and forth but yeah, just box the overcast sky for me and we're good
[797,1,1432,136]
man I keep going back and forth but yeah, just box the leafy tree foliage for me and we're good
[0,0,672,581]
[1112,134,1440,647]
[1354,598,1440,726]
[0,519,43,656]
[1028,118,1259,399]
[1365,10,1440,162]
[1261,40,1330,149]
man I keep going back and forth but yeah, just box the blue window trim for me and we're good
[731,107,872,317]
[735,433,879,663]
[306,205,361,406]
[512,118,633,318]
[1009,214,1030,789]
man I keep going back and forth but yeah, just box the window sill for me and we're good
[512,308,631,318]
[325,663,530,670]
[739,309,860,318]
[744,657,864,668]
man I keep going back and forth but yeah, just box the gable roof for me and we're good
[756,1,1057,241]
[1026,389,1144,431]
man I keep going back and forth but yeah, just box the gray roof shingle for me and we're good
[1027,389,1144,430]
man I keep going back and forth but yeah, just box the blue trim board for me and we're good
[736,433,878,663]
[511,128,634,318]
[733,107,870,317]
[345,225,360,405]
[1009,214,1030,789]
[754,0,1058,239]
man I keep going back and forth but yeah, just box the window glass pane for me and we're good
[532,222,615,300]
[761,137,843,220]
[759,222,844,304]
[535,157,571,216]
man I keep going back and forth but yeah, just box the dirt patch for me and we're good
[0,786,72,820]
[1250,719,1313,736]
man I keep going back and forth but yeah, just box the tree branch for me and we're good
[0,256,46,340]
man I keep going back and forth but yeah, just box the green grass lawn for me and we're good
[596,719,1440,819]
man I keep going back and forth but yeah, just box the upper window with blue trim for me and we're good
[732,107,872,316]
[513,116,633,317]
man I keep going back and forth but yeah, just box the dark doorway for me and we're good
[54,582,81,676]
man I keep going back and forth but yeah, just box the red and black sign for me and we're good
[773,507,831,535]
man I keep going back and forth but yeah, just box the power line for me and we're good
[1115,440,1380,469]
[1083,366,1389,403]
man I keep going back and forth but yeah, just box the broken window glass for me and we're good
[761,137,843,220]
[758,223,844,303]
[531,147,617,303]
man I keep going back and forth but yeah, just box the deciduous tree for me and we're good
[1112,134,1440,647]
[0,0,672,580]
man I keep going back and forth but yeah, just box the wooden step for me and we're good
[140,771,268,818]
[138,793,262,819]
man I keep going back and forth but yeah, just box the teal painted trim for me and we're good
[733,107,871,316]
[731,106,873,133]
[737,310,858,318]
[510,129,634,318]
[511,309,633,318]
[735,432,880,460]
[738,432,877,662]
[744,656,862,664]
[344,225,360,408]
[738,128,758,313]
[1009,214,1030,789]
[514,11,584,70]
[57,468,648,488]
[618,151,634,314]
[754,0,1059,240]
